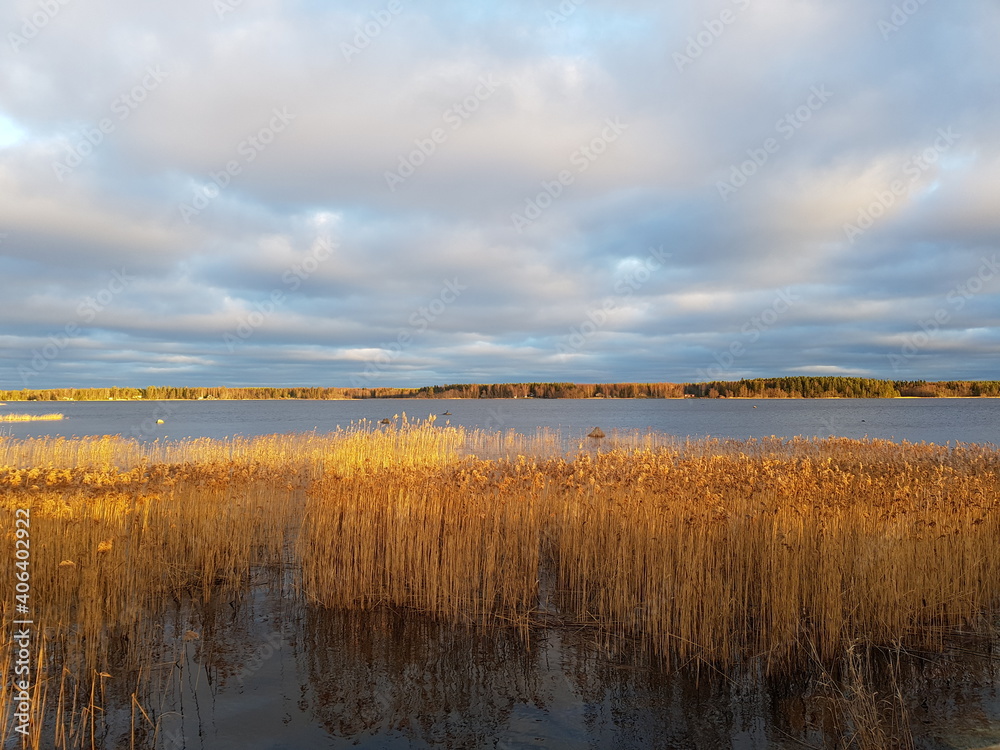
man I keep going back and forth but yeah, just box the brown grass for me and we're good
[1,425,999,747]
[0,412,64,422]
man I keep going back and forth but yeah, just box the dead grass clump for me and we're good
[0,413,64,422]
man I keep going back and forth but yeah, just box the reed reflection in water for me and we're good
[292,606,998,749]
[30,576,1000,749]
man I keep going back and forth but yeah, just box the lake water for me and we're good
[6,398,1000,749]
[122,585,1000,750]
[1,397,998,445]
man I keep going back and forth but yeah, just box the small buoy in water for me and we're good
[752,405,757,408]
[379,418,391,424]
[156,419,165,424]
[587,427,605,439]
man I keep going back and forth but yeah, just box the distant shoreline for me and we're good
[3,378,999,402]
[3,395,1000,403]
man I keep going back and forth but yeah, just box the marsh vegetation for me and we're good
[2,421,999,747]
[0,414,64,423]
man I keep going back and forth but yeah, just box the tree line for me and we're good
[2,378,999,402]
[686,378,1000,398]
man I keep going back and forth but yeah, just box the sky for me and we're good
[0,0,998,390]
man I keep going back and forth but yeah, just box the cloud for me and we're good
[1,0,998,388]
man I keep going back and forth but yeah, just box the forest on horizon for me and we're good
[2,378,999,402]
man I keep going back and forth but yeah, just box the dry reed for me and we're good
[2,425,999,747]
[0,413,64,422]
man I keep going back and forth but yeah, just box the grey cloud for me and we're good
[1,0,998,389]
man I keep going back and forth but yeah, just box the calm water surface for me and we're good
[122,588,1000,750]
[6,398,1000,749]
[1,397,998,444]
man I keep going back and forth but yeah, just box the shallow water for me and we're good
[1,397,998,445]
[99,584,1000,750]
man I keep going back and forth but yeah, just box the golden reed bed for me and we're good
[1,420,999,747]
[0,413,64,422]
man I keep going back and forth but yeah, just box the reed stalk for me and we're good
[1,427,998,747]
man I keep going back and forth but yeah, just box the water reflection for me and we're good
[293,607,1000,749]
[89,590,1000,749]
[303,609,541,745]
